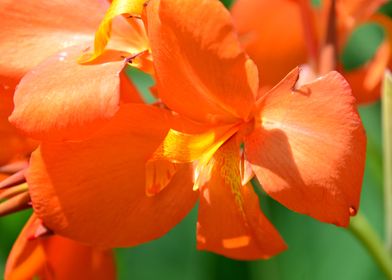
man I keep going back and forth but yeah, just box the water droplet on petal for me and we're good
[349,206,357,216]
[58,51,68,61]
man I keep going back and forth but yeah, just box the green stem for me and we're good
[382,71,392,253]
[349,213,392,279]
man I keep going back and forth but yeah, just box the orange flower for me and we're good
[5,214,116,280]
[231,0,389,103]
[14,0,366,260]
[1,0,148,142]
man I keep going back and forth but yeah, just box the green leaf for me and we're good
[341,23,385,71]
[125,67,157,104]
[0,209,31,277]
[311,0,321,8]
[220,0,233,9]
[378,1,392,18]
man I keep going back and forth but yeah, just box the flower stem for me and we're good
[382,70,392,254]
[298,0,319,70]
[319,0,338,74]
[349,213,392,279]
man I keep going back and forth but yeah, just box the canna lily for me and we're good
[11,0,367,260]
[231,0,390,103]
[5,214,116,280]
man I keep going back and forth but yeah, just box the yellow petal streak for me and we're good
[146,125,239,196]
[79,0,146,63]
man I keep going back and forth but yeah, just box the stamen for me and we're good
[0,192,31,217]
[0,161,28,174]
[298,0,320,70]
[0,183,28,201]
[0,169,26,189]
[319,0,338,73]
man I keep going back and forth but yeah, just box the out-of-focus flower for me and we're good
[5,214,116,280]
[231,0,390,103]
[0,169,116,280]
[18,0,366,260]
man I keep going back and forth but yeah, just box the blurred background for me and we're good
[0,0,389,279]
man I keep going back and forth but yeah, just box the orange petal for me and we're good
[231,0,307,87]
[246,68,366,226]
[5,215,47,279]
[0,88,36,165]
[0,0,106,155]
[5,214,116,280]
[0,0,145,149]
[0,0,149,86]
[10,45,143,141]
[0,173,8,181]
[0,0,108,83]
[146,0,258,123]
[28,104,198,247]
[197,137,286,260]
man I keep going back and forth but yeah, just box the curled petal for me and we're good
[246,68,366,226]
[147,0,258,123]
[28,104,198,247]
[197,137,286,260]
[80,0,147,62]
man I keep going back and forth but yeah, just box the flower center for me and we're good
[237,118,255,138]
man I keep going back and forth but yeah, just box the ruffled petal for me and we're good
[146,0,258,123]
[28,104,198,247]
[10,45,142,141]
[5,214,116,280]
[231,0,307,87]
[80,0,147,62]
[197,137,286,260]
[246,68,366,226]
